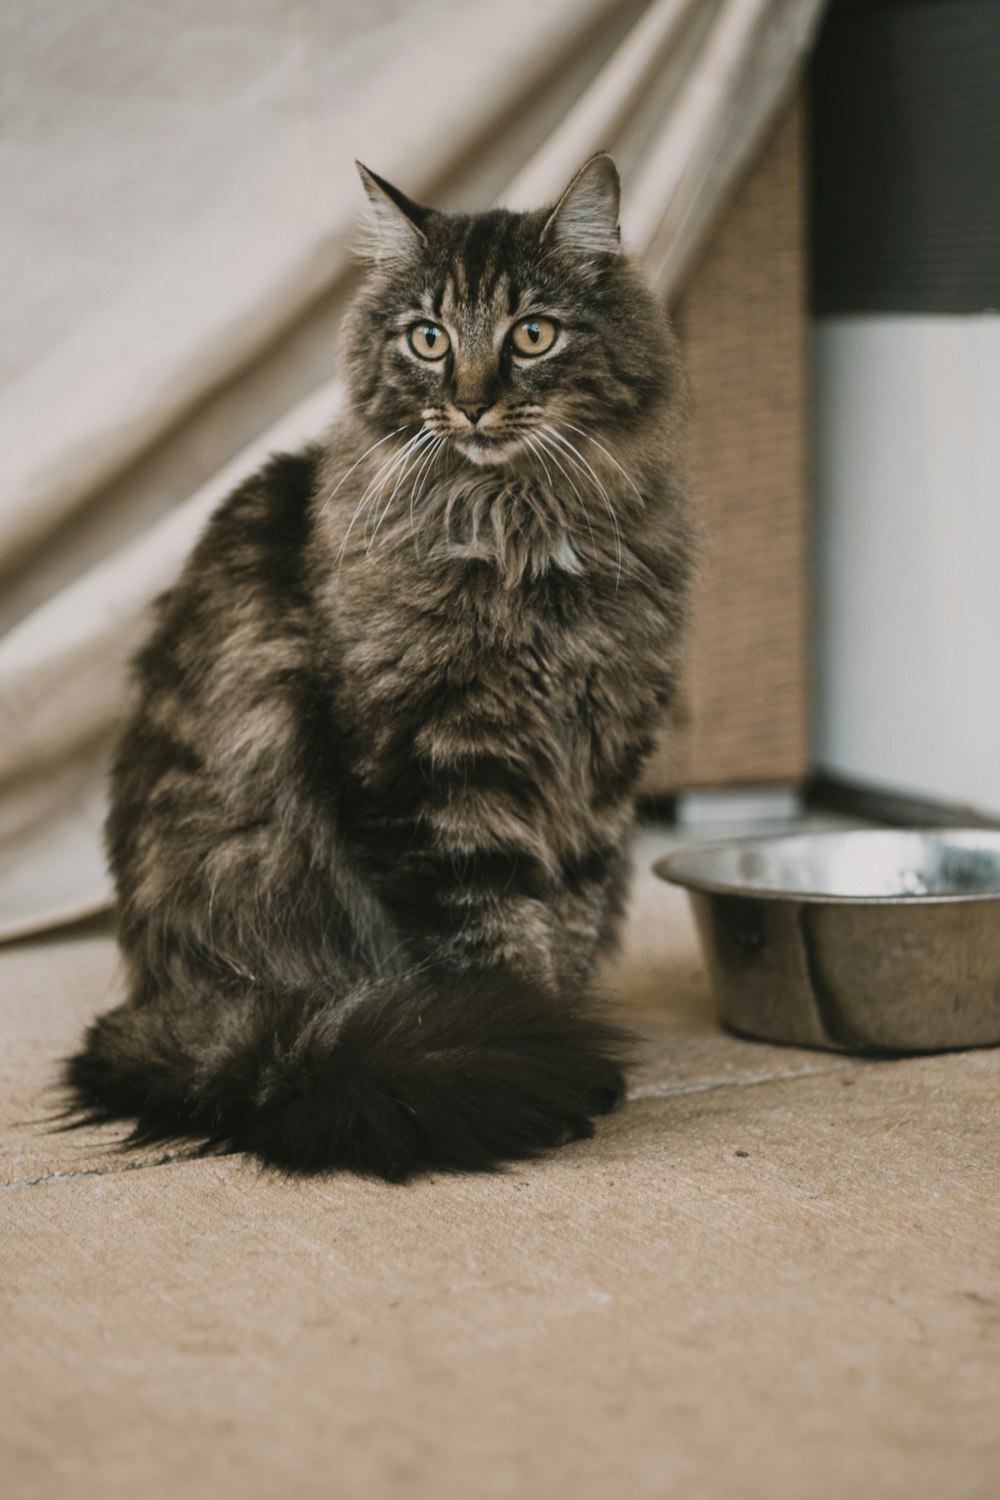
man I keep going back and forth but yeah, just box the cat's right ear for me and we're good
[356,163,429,262]
[542,154,621,263]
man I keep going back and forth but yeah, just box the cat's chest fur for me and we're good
[331,539,656,839]
[312,447,681,864]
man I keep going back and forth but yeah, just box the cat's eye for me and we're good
[408,322,451,361]
[510,316,558,357]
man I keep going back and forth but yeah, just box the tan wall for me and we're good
[643,91,810,796]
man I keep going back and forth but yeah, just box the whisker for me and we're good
[523,432,553,489]
[338,450,406,561]
[401,432,446,555]
[366,430,435,554]
[334,488,380,571]
[360,431,430,545]
[316,423,416,516]
[335,432,426,569]
[543,424,623,588]
[531,429,597,557]
[408,435,446,550]
[563,422,645,506]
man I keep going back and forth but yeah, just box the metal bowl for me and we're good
[654,828,1000,1054]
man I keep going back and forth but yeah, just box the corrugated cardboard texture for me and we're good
[644,91,810,794]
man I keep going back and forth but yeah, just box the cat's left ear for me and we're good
[542,154,621,262]
[356,163,429,261]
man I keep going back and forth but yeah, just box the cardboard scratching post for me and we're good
[643,90,809,797]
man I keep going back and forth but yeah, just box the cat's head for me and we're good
[343,156,676,474]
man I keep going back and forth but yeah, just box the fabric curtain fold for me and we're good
[0,0,825,939]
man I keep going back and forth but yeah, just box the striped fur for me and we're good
[66,159,694,1179]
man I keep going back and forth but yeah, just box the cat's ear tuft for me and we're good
[542,154,621,262]
[355,162,429,261]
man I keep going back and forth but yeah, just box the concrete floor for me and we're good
[3,822,999,1499]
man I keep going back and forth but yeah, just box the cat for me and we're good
[66,154,693,1180]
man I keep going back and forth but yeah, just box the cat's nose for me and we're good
[454,400,492,424]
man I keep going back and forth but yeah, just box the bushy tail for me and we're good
[65,968,633,1180]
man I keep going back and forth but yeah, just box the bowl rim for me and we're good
[653,825,1000,906]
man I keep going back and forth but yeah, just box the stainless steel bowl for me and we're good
[654,828,1000,1054]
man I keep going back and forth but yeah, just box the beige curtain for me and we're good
[0,0,825,940]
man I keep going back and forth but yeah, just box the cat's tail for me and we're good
[65,967,633,1180]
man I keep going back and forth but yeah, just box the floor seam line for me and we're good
[1,1149,199,1193]
[626,1059,858,1101]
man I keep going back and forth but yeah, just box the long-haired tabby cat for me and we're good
[67,155,693,1180]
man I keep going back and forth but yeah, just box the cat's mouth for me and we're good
[456,431,524,468]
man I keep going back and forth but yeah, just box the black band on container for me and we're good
[810,0,1000,316]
